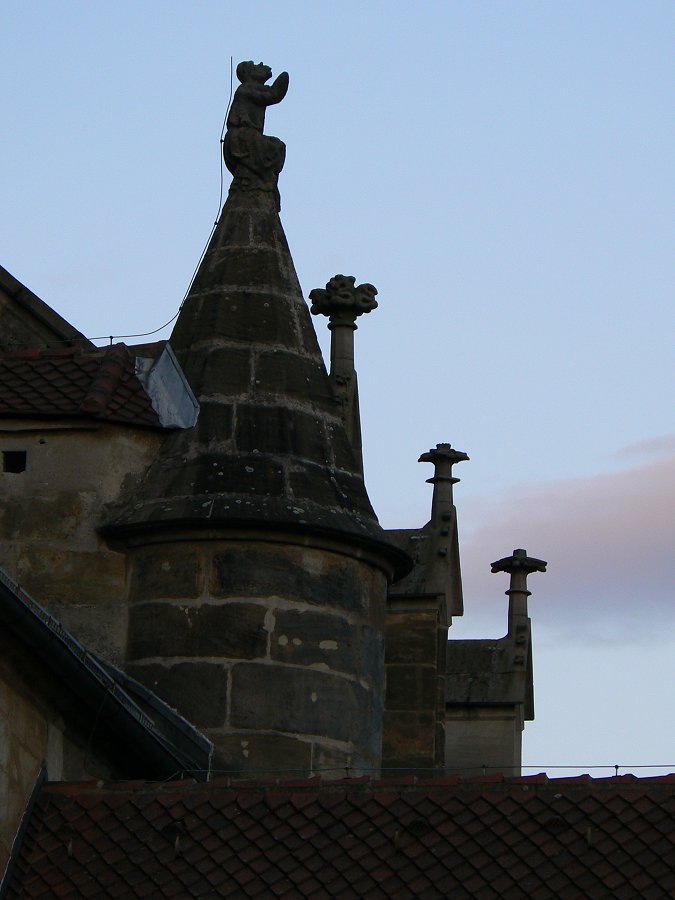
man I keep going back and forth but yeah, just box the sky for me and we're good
[2,1,673,777]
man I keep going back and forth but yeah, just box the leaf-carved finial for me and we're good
[309,275,378,319]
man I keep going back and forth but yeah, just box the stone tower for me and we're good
[104,63,408,776]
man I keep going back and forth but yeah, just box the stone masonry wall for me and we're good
[444,706,524,776]
[382,608,447,772]
[124,538,388,777]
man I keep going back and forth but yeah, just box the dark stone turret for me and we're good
[106,190,399,556]
[104,63,408,777]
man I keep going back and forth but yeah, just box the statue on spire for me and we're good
[223,61,289,210]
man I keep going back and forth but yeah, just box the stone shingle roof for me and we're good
[0,342,171,428]
[5,773,675,898]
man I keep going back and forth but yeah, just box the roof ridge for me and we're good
[39,771,675,796]
[78,343,130,415]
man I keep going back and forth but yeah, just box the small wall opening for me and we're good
[2,450,27,473]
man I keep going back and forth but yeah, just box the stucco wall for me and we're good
[0,420,163,664]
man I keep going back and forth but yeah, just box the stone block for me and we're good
[186,347,252,398]
[211,732,312,776]
[129,548,202,601]
[326,423,360,472]
[195,401,234,443]
[329,470,376,517]
[229,663,369,747]
[270,608,357,674]
[235,404,326,462]
[287,464,343,509]
[211,547,369,614]
[254,351,335,411]
[362,626,385,686]
[444,709,521,774]
[385,665,438,711]
[127,602,268,661]
[173,454,285,498]
[182,290,297,348]
[382,710,436,770]
[385,611,439,664]
[125,662,228,729]
[200,247,296,297]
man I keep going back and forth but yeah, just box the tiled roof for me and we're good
[5,773,675,898]
[0,343,162,427]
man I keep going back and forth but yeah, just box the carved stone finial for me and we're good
[223,61,289,210]
[309,275,378,323]
[491,548,546,634]
[492,547,546,611]
[418,443,469,528]
[308,276,377,476]
[490,548,547,579]
[419,443,469,485]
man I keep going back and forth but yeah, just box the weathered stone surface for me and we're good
[160,454,285,498]
[382,710,436,770]
[229,663,370,746]
[175,291,299,352]
[195,402,234,444]
[211,547,369,613]
[270,609,357,673]
[128,549,202,601]
[286,465,347,510]
[127,602,268,661]
[327,424,362,472]
[385,665,437,711]
[361,626,385,686]
[16,546,125,609]
[0,493,85,542]
[193,249,296,297]
[49,602,127,668]
[329,469,379,517]
[254,351,335,410]
[188,346,252,398]
[126,662,228,729]
[444,708,522,775]
[211,732,311,776]
[311,744,357,778]
[235,404,327,460]
[385,611,438,664]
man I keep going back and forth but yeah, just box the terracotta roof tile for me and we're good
[0,343,165,427]
[5,775,675,899]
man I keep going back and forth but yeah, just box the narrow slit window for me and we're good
[3,451,27,473]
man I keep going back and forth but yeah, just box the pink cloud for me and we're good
[455,449,675,644]
[614,433,675,461]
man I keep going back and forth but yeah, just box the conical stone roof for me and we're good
[105,189,408,574]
